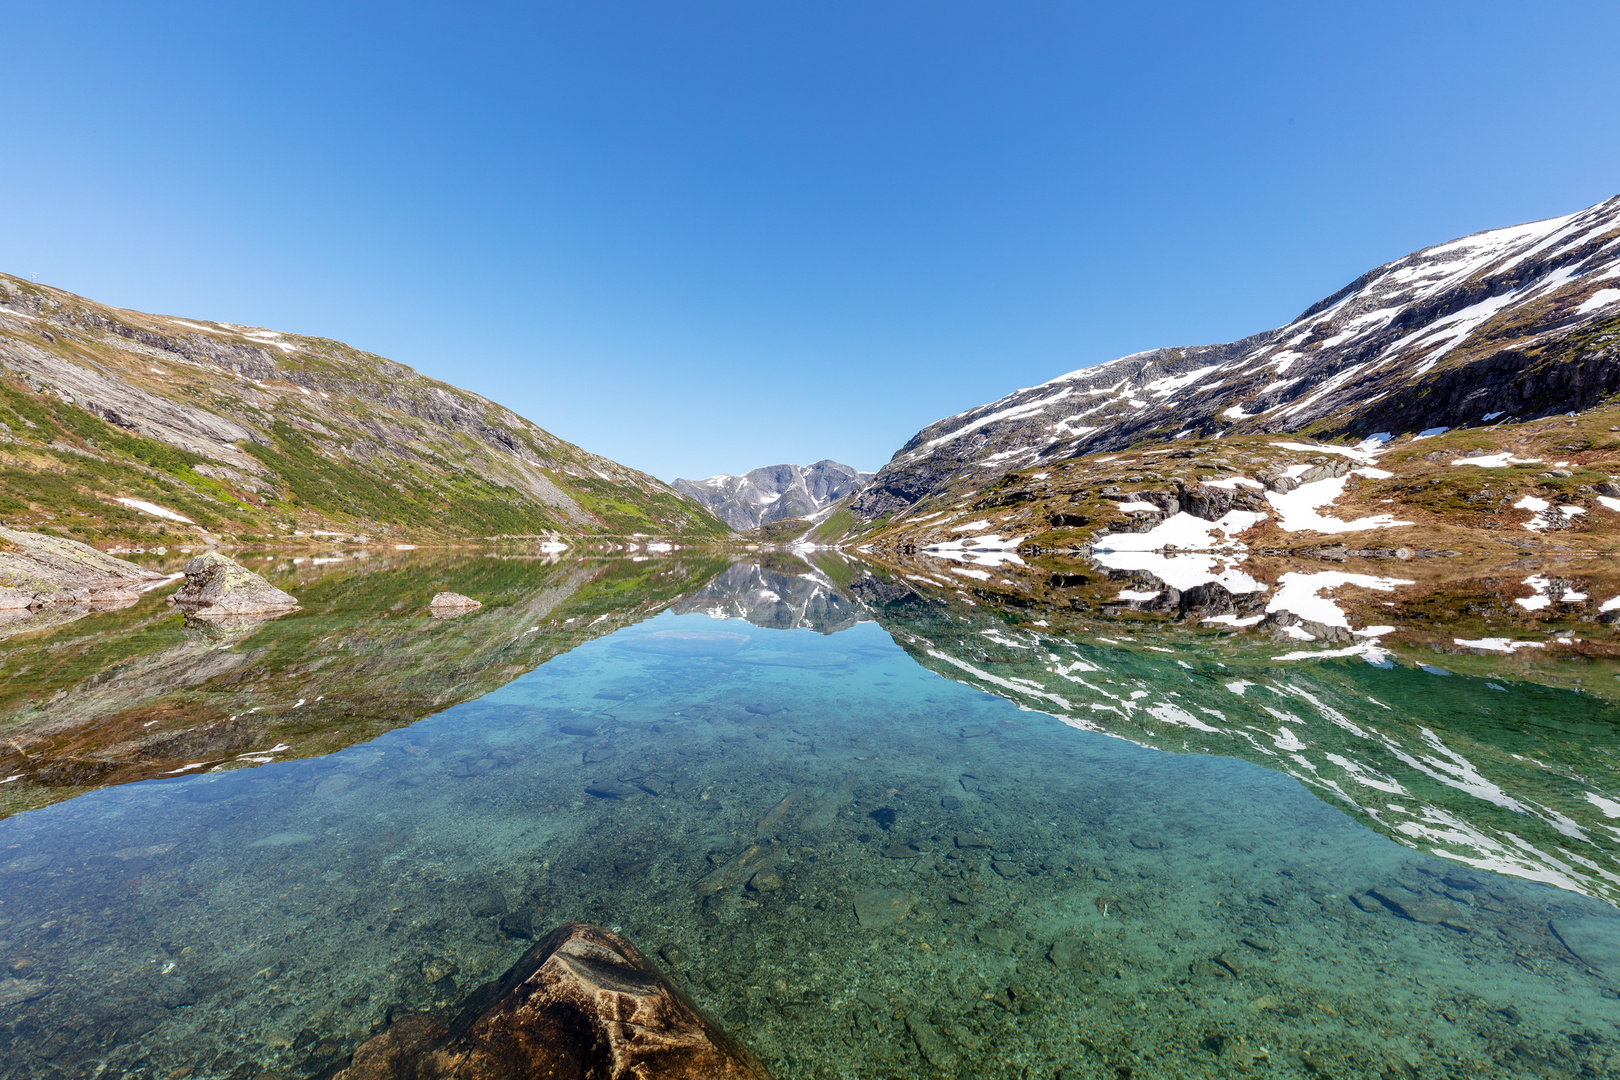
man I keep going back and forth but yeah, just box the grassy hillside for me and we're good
[0,273,731,546]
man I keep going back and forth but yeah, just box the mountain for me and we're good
[0,273,731,545]
[849,193,1620,523]
[672,459,872,530]
[670,556,868,633]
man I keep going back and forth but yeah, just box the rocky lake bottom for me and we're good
[1,600,1618,1080]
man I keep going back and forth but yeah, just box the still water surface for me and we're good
[0,559,1617,1079]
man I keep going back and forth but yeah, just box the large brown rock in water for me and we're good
[336,922,770,1080]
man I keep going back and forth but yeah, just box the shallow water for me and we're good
[1,597,1618,1079]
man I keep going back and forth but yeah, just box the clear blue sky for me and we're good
[3,2,1617,481]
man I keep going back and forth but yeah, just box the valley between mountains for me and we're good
[6,193,1620,679]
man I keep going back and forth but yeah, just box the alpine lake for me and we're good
[1,547,1618,1080]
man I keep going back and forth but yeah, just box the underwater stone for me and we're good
[465,883,506,919]
[905,1013,958,1070]
[499,910,534,940]
[1368,887,1468,927]
[167,551,298,618]
[747,868,785,892]
[337,922,770,1080]
[585,779,637,799]
[976,927,1019,952]
[853,889,915,928]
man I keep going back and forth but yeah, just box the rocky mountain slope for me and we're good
[0,273,731,545]
[849,192,1620,525]
[673,460,871,530]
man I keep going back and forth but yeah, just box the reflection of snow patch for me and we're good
[1089,551,1261,594]
[1514,574,1585,611]
[1273,641,1395,665]
[1146,701,1221,733]
[1203,614,1264,627]
[1266,478,1411,534]
[1268,571,1413,628]
[1453,637,1546,653]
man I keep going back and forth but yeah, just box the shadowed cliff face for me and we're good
[0,551,731,818]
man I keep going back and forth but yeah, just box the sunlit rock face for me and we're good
[0,525,164,610]
[673,461,873,530]
[336,922,770,1080]
[167,551,299,617]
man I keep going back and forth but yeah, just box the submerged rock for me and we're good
[429,591,483,618]
[0,526,165,609]
[336,921,769,1079]
[167,551,298,618]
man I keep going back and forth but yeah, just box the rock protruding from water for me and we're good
[336,921,770,1080]
[429,591,482,618]
[0,526,166,609]
[167,551,298,618]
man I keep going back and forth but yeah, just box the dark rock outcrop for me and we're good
[336,922,769,1080]
[166,551,298,617]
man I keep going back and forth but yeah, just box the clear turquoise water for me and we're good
[0,610,1617,1078]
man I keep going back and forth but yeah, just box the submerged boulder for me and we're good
[429,591,482,618]
[336,921,769,1079]
[0,526,165,609]
[167,551,298,618]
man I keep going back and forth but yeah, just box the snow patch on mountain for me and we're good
[673,460,873,530]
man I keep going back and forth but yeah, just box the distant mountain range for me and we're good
[0,274,731,544]
[848,193,1620,523]
[673,460,872,530]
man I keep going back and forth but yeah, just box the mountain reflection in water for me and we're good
[0,551,1616,1078]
